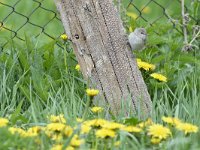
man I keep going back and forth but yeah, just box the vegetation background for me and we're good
[0,0,199,149]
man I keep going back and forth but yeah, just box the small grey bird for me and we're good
[128,28,147,51]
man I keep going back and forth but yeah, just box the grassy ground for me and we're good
[0,0,200,150]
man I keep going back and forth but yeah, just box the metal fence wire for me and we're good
[0,0,199,50]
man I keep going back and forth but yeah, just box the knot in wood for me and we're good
[74,34,79,39]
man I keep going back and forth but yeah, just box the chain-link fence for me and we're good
[0,0,64,50]
[0,0,199,50]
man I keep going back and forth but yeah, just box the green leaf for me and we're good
[10,100,28,124]
[31,67,48,102]
[24,34,34,53]
[18,48,30,72]
[19,85,30,102]
[173,54,200,66]
[123,117,139,126]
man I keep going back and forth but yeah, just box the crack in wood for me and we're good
[95,0,123,93]
[97,0,137,108]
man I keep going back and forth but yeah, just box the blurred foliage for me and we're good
[0,36,85,108]
[0,0,199,113]
[0,1,199,149]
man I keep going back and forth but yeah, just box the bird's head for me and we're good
[134,28,147,40]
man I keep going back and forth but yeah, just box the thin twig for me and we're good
[189,29,200,45]
[118,0,121,13]
[181,0,188,44]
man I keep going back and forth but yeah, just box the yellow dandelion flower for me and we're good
[137,60,156,71]
[81,124,91,134]
[137,118,153,128]
[148,124,171,140]
[28,126,44,133]
[91,106,103,113]
[51,144,63,150]
[150,73,167,82]
[75,64,80,71]
[86,89,99,97]
[151,138,161,144]
[70,134,84,147]
[45,125,72,141]
[83,119,107,127]
[9,127,26,135]
[76,118,83,123]
[121,126,142,133]
[26,126,44,137]
[23,131,38,137]
[8,127,36,137]
[60,34,68,40]
[96,128,116,138]
[176,122,198,134]
[114,141,121,146]
[66,146,75,150]
[162,116,181,126]
[63,126,73,137]
[127,12,138,19]
[51,133,63,142]
[51,145,74,150]
[44,130,52,137]
[0,118,9,127]
[46,123,66,132]
[48,114,66,124]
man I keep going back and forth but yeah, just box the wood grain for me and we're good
[54,0,152,116]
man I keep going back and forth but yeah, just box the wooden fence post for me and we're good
[54,0,152,116]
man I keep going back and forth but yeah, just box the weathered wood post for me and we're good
[54,0,152,116]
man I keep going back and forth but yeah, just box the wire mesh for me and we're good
[123,0,199,32]
[0,0,199,50]
[0,0,64,50]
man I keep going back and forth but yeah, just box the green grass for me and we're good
[0,0,200,150]
[0,30,199,149]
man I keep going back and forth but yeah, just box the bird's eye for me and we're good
[141,31,146,35]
